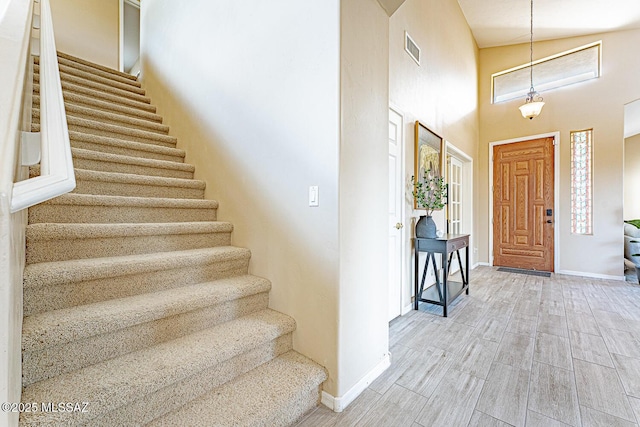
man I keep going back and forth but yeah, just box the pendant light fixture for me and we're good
[519,0,545,119]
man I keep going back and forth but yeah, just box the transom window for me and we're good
[570,129,593,235]
[492,41,601,104]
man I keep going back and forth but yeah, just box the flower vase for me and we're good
[416,215,437,239]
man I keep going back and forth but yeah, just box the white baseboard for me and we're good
[556,269,625,281]
[473,262,491,268]
[401,302,413,315]
[321,353,391,412]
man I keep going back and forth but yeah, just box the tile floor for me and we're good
[295,266,640,426]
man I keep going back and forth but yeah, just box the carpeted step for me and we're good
[35,61,144,94]
[62,129,185,162]
[28,193,217,224]
[67,115,176,147]
[32,113,177,147]
[35,91,162,123]
[35,81,155,113]
[22,275,272,385]
[33,103,169,134]
[150,351,327,427]
[20,309,295,426]
[34,71,148,104]
[26,221,232,263]
[57,51,138,82]
[72,169,204,199]
[70,147,193,179]
[23,246,251,315]
[54,56,140,87]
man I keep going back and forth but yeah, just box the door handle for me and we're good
[395,223,404,229]
[546,220,553,224]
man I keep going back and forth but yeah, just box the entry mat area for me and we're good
[497,267,551,278]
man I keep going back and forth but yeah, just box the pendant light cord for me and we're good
[529,0,534,92]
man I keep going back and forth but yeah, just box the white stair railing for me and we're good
[3,0,75,214]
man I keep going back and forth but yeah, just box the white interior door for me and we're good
[448,156,463,235]
[388,108,404,321]
[447,154,465,273]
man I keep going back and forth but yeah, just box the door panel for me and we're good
[388,109,403,321]
[493,137,554,271]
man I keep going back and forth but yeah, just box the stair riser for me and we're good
[92,335,293,427]
[27,230,231,264]
[68,123,176,148]
[33,94,162,124]
[23,256,250,315]
[272,386,324,426]
[35,82,154,113]
[32,114,176,147]
[23,292,270,385]
[35,72,149,104]
[73,179,204,200]
[56,52,138,82]
[28,203,217,224]
[55,56,140,87]
[69,136,185,163]
[33,106,169,135]
[72,156,193,179]
[57,63,142,91]
[35,63,144,95]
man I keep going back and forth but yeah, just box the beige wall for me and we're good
[339,0,390,399]
[389,0,479,304]
[626,133,640,219]
[141,0,343,396]
[479,29,640,278]
[50,0,119,68]
[141,0,392,403]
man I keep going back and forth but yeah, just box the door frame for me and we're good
[446,141,474,267]
[119,0,141,73]
[488,131,560,271]
[389,104,408,317]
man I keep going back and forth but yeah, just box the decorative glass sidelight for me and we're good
[570,129,593,235]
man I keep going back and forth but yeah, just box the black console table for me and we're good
[414,234,469,317]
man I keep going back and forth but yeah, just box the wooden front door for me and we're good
[493,137,554,271]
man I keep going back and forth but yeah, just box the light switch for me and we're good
[309,186,319,207]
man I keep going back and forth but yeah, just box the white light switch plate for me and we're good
[309,186,319,207]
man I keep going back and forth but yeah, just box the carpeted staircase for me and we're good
[20,52,327,426]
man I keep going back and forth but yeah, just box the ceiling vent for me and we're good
[404,31,420,65]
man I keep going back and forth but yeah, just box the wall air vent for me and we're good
[404,31,420,65]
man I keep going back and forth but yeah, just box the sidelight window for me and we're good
[570,129,593,235]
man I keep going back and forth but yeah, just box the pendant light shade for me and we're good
[519,0,544,119]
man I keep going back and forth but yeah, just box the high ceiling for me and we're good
[457,0,640,48]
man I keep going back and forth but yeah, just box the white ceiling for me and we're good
[457,0,640,48]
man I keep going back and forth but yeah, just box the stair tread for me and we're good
[52,56,141,87]
[72,168,205,189]
[35,62,145,94]
[57,51,138,81]
[53,92,162,121]
[65,130,185,158]
[21,310,296,424]
[151,351,327,427]
[35,71,149,103]
[36,193,217,208]
[23,274,271,351]
[37,82,155,111]
[24,246,249,288]
[26,221,232,241]
[56,61,142,89]
[61,103,169,132]
[71,147,192,172]
[60,114,178,145]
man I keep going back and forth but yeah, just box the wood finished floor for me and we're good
[295,266,640,427]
